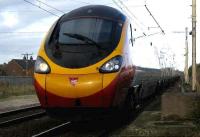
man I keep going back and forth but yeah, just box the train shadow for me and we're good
[65,102,155,135]
[65,95,161,132]
[67,112,138,134]
[68,90,168,134]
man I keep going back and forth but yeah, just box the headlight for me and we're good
[99,55,123,73]
[34,56,50,74]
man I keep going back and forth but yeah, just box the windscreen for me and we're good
[45,18,123,68]
[59,18,113,44]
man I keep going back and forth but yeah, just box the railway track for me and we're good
[32,121,71,137]
[0,105,46,127]
[31,104,149,137]
[32,120,110,137]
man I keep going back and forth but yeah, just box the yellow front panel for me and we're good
[103,73,119,88]
[46,73,103,98]
[34,73,46,89]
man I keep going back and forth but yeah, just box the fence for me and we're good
[0,76,35,98]
[0,76,33,85]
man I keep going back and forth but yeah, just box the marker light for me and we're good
[34,56,50,74]
[99,55,123,73]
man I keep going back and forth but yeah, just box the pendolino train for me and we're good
[34,5,178,118]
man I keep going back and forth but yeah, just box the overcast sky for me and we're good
[0,0,199,70]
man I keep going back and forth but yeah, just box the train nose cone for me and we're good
[45,73,103,107]
[46,73,103,98]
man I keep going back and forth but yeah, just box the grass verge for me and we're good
[0,82,35,99]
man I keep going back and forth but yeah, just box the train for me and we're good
[34,5,179,118]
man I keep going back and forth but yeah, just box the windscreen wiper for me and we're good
[51,40,62,58]
[63,33,101,49]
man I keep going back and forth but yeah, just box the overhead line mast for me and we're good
[185,27,189,84]
[21,53,33,76]
[192,0,197,91]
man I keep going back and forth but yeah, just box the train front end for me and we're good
[34,5,134,115]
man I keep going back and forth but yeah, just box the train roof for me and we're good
[60,5,126,22]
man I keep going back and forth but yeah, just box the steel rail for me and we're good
[0,104,41,118]
[32,121,71,137]
[0,111,46,127]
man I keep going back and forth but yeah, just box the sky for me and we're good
[0,0,199,71]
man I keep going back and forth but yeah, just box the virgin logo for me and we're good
[69,77,78,86]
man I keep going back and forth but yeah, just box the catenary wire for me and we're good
[23,0,60,17]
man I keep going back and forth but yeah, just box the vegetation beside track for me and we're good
[0,82,35,99]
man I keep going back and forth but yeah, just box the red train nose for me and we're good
[34,73,119,108]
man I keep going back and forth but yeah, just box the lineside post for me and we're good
[192,0,197,91]
[184,27,189,84]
